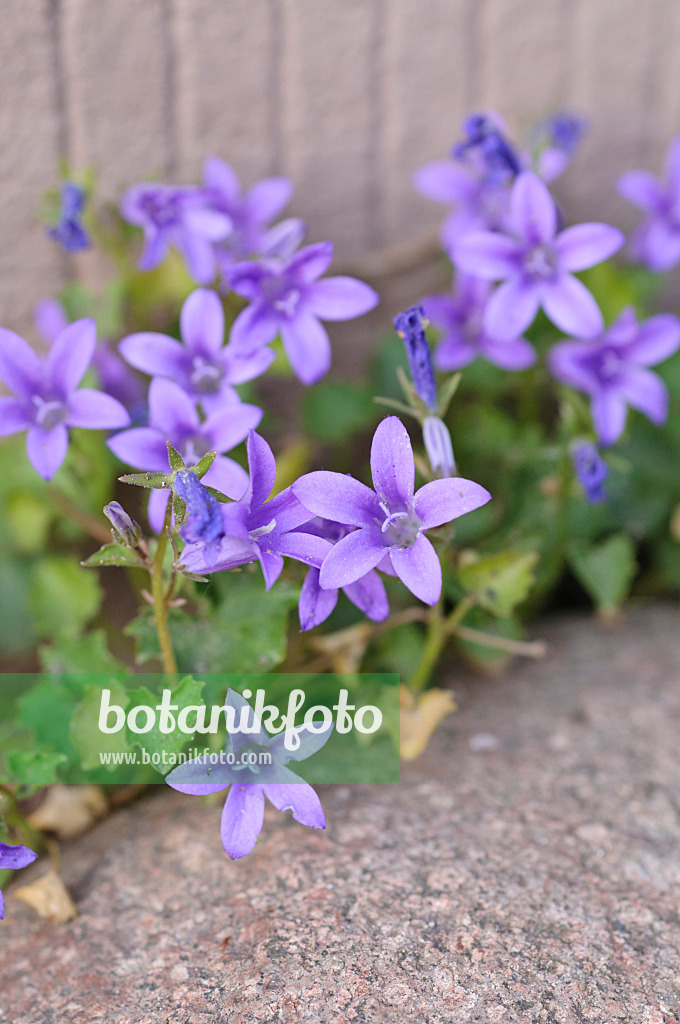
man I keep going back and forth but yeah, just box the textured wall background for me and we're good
[2,0,679,338]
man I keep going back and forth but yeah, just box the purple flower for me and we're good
[181,430,325,588]
[47,182,90,253]
[120,183,232,284]
[0,319,130,479]
[549,306,680,445]
[292,417,491,606]
[453,172,624,340]
[34,298,69,347]
[104,501,141,546]
[173,469,224,566]
[0,842,38,919]
[166,690,327,859]
[453,113,522,186]
[572,442,608,503]
[618,136,680,272]
[414,158,512,252]
[202,157,305,277]
[228,242,379,385]
[422,273,536,371]
[529,113,586,183]
[107,377,261,530]
[394,305,436,409]
[295,520,389,631]
[119,288,273,414]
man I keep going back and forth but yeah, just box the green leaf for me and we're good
[457,549,538,616]
[39,630,123,673]
[167,443,185,472]
[126,676,205,774]
[568,534,637,614]
[119,471,174,489]
[81,542,142,568]
[6,749,68,787]
[194,450,217,478]
[70,680,132,771]
[29,556,103,638]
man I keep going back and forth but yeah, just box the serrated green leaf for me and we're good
[29,556,103,638]
[167,443,185,472]
[126,676,205,774]
[119,471,174,489]
[457,549,538,617]
[70,680,132,771]
[568,534,637,613]
[81,542,142,568]
[6,749,68,787]
[39,631,123,673]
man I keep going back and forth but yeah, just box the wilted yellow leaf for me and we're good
[28,784,108,839]
[14,870,77,923]
[399,686,456,760]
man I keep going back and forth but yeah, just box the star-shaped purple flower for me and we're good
[453,171,624,340]
[422,273,536,371]
[119,288,274,414]
[294,519,389,631]
[181,430,325,588]
[107,377,261,531]
[292,417,491,606]
[549,306,680,445]
[228,241,379,384]
[166,690,328,860]
[0,319,130,479]
[120,183,232,284]
[414,157,512,254]
[618,136,680,272]
[202,157,305,277]
[0,842,38,919]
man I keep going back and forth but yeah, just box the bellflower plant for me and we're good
[120,183,232,283]
[0,319,130,479]
[228,241,379,384]
[0,843,38,919]
[549,307,680,445]
[293,417,491,606]
[119,288,274,414]
[47,182,90,252]
[453,171,624,340]
[422,273,536,371]
[618,135,680,272]
[166,690,328,860]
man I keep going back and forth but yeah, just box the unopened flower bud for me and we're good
[393,305,436,410]
[423,416,456,477]
[104,501,141,546]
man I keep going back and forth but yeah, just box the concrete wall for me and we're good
[2,0,679,337]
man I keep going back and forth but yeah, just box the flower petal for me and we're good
[177,232,217,285]
[370,416,415,505]
[280,312,331,385]
[203,156,240,203]
[626,314,680,365]
[343,570,389,622]
[0,396,30,436]
[618,367,669,425]
[221,345,276,384]
[26,424,69,480]
[221,784,265,859]
[287,241,334,283]
[637,218,680,272]
[263,783,326,829]
[414,477,491,529]
[541,275,603,338]
[107,427,169,470]
[244,429,277,507]
[203,455,250,501]
[203,401,262,454]
[299,567,338,630]
[119,331,189,378]
[180,288,225,356]
[258,549,284,589]
[389,533,442,605]
[47,319,96,394]
[229,303,279,353]
[67,389,130,429]
[275,531,331,568]
[591,391,628,446]
[293,472,380,527]
[480,336,537,370]
[148,378,200,437]
[509,171,557,243]
[34,299,68,346]
[617,170,663,212]
[246,177,293,223]
[453,231,522,280]
[306,277,379,321]
[319,528,386,589]
[0,329,42,396]
[548,340,598,393]
[555,223,624,272]
[484,277,541,340]
[413,160,475,203]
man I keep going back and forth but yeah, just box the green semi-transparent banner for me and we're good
[0,673,400,786]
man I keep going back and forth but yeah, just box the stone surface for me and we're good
[2,604,680,1023]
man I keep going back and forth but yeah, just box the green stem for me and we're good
[151,509,178,677]
[406,601,445,692]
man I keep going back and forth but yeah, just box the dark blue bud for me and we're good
[572,442,608,504]
[47,182,90,253]
[174,469,224,562]
[393,305,437,411]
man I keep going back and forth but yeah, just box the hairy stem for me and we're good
[151,504,178,676]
